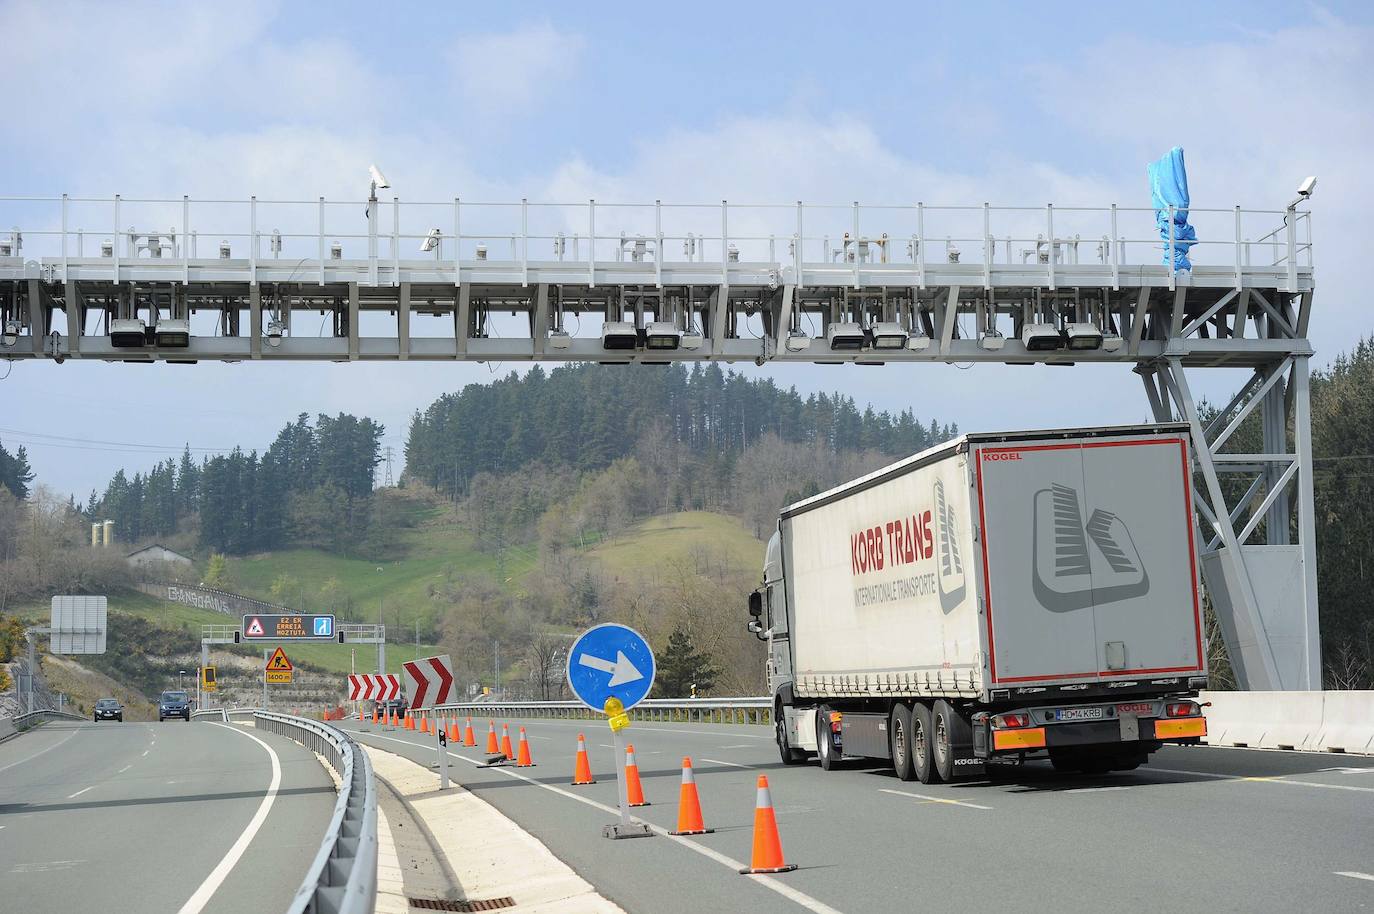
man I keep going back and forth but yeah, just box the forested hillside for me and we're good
[404,363,956,495]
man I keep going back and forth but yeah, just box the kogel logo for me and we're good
[1032,484,1149,612]
[984,451,1022,461]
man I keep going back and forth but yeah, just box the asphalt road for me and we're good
[342,715,1374,914]
[0,717,336,913]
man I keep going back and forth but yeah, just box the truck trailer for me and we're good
[749,423,1209,784]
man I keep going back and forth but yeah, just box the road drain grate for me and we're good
[408,898,516,912]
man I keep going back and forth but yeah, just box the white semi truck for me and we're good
[748,423,1210,783]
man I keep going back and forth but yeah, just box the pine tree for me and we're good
[653,625,719,698]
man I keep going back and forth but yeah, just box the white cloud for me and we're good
[448,21,584,112]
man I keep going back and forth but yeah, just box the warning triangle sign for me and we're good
[266,647,293,671]
[246,617,265,637]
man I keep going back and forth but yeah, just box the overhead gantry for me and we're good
[0,190,1319,690]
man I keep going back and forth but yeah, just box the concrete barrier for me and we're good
[1200,690,1374,755]
[1315,691,1374,755]
[0,718,16,744]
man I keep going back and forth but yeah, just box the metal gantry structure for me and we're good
[4,190,1318,689]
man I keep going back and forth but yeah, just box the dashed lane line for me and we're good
[174,723,282,914]
[357,731,846,914]
[1336,871,1374,882]
[700,758,753,770]
[66,786,95,799]
[879,788,992,810]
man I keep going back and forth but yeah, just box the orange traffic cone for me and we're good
[485,720,500,754]
[516,727,535,767]
[405,713,415,731]
[500,724,515,760]
[463,717,476,747]
[448,718,460,742]
[670,757,711,834]
[738,775,796,874]
[371,708,379,725]
[358,708,364,722]
[420,715,430,734]
[625,744,649,807]
[571,733,597,785]
[389,711,398,728]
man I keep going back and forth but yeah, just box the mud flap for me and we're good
[948,711,986,779]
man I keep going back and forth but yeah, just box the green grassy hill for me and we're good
[17,507,762,691]
[589,511,764,579]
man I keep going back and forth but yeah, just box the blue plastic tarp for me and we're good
[1147,146,1196,270]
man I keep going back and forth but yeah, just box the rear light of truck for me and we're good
[828,711,843,733]
[991,712,1030,729]
[1165,701,1201,717]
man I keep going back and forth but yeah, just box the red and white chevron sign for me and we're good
[346,673,401,702]
[402,654,455,710]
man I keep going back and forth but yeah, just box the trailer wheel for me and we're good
[816,706,840,771]
[932,700,970,782]
[890,703,917,781]
[911,702,941,784]
[775,702,807,766]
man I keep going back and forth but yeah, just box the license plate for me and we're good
[1055,707,1104,721]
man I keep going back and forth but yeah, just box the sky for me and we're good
[2,1,1371,498]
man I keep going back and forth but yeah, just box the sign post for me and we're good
[403,654,456,790]
[566,623,656,840]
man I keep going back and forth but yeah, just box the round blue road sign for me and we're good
[566,623,656,712]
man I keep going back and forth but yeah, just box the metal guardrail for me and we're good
[428,697,773,726]
[10,708,88,730]
[253,711,377,914]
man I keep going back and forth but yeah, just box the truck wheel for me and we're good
[816,707,840,771]
[911,702,942,784]
[775,702,807,766]
[890,704,917,781]
[932,700,968,782]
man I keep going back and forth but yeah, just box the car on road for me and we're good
[380,697,408,717]
[158,690,191,721]
[93,698,124,722]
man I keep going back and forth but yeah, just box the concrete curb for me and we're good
[363,743,626,913]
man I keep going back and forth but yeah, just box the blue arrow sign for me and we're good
[314,616,334,637]
[566,623,656,713]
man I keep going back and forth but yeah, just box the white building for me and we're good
[125,544,194,568]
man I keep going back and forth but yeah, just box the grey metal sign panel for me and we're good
[976,434,1203,685]
[50,595,107,654]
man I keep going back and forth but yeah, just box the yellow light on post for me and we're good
[604,696,630,732]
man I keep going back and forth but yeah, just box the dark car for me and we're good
[380,697,408,717]
[158,690,191,722]
[93,698,123,722]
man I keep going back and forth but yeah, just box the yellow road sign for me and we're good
[266,647,293,672]
[201,666,217,691]
[266,669,292,684]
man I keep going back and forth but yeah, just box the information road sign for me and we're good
[241,613,337,641]
[265,646,293,684]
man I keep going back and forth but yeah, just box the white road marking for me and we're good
[141,750,150,757]
[0,726,80,776]
[1148,767,1374,794]
[1319,766,1374,775]
[718,744,753,749]
[360,731,846,914]
[118,765,132,773]
[1063,785,1132,793]
[11,859,84,873]
[880,788,992,810]
[1335,871,1374,882]
[701,757,753,769]
[174,723,282,914]
[66,786,95,799]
